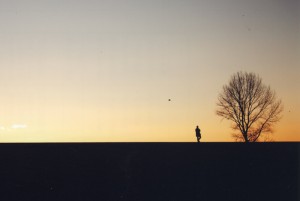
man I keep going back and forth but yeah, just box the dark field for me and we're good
[0,143,298,201]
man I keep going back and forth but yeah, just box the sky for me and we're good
[0,0,299,142]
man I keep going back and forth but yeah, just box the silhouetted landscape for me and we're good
[0,142,298,201]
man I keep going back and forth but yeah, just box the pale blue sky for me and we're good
[0,0,299,141]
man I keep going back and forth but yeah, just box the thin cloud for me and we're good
[11,124,28,129]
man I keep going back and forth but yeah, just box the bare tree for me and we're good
[216,72,283,142]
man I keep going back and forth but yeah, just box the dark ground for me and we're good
[0,143,298,201]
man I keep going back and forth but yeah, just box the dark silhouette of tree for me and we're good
[216,72,283,142]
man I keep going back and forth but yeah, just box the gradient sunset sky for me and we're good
[0,0,299,142]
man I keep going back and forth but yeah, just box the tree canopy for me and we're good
[216,72,283,142]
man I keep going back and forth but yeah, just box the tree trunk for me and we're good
[243,133,249,143]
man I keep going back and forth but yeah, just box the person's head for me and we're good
[196,125,199,128]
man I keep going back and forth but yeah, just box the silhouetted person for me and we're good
[195,126,201,143]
